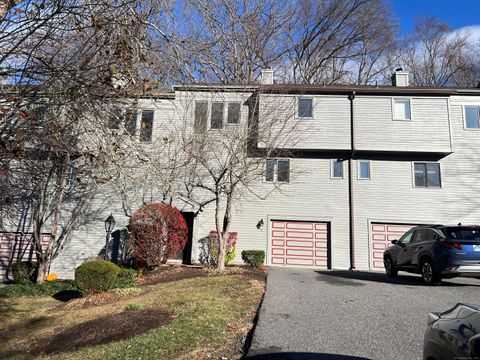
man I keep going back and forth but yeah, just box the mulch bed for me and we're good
[32,309,171,355]
[139,265,267,286]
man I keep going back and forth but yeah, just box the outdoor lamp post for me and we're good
[104,214,115,260]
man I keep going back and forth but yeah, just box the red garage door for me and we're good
[0,233,50,282]
[269,220,329,268]
[369,223,416,270]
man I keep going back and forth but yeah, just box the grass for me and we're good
[0,273,265,360]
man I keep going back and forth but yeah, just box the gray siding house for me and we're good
[3,69,480,280]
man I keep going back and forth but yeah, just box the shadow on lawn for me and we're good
[315,270,480,287]
[246,352,370,359]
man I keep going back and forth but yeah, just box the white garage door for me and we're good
[269,220,329,268]
[369,223,416,271]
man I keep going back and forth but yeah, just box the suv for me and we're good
[383,225,480,285]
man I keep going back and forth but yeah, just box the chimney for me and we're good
[260,68,275,85]
[391,68,409,87]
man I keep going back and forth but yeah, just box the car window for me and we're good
[398,231,414,245]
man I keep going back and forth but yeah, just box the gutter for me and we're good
[348,91,356,270]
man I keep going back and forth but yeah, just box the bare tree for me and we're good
[400,17,473,87]
[177,0,291,84]
[284,0,396,85]
[0,0,175,283]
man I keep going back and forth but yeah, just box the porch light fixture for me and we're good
[256,219,264,230]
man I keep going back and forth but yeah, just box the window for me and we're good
[393,99,411,120]
[298,98,313,118]
[125,110,137,135]
[265,159,290,183]
[332,159,344,179]
[140,110,154,142]
[194,101,208,133]
[211,102,224,129]
[398,230,414,246]
[464,105,480,129]
[358,160,370,179]
[414,163,441,188]
[227,103,241,124]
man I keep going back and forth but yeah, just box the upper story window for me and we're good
[266,159,290,183]
[211,102,224,129]
[358,160,370,179]
[464,105,480,129]
[194,101,208,133]
[332,159,344,179]
[414,162,441,188]
[298,98,313,118]
[393,98,411,121]
[227,103,241,124]
[140,109,154,142]
[125,110,137,135]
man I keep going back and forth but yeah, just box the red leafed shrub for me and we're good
[128,203,188,269]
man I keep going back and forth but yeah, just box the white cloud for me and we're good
[453,24,480,44]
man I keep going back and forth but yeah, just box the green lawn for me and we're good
[0,274,265,360]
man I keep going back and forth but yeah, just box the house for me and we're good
[2,69,480,281]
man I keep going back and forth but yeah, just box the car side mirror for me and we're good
[469,333,480,357]
[391,240,398,245]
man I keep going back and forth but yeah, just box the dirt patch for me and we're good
[33,309,171,355]
[139,265,267,286]
[62,287,145,310]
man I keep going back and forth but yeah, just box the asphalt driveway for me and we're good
[246,268,480,360]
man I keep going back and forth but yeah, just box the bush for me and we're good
[75,260,120,294]
[0,280,77,297]
[128,203,188,269]
[241,250,265,268]
[200,231,237,266]
[12,261,38,284]
[113,267,139,289]
[225,247,237,265]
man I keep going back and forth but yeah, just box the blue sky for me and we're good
[390,0,480,34]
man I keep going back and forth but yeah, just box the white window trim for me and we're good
[226,102,241,125]
[391,97,413,121]
[411,162,443,189]
[357,160,371,180]
[296,97,314,119]
[264,158,290,184]
[330,159,344,179]
[462,104,480,131]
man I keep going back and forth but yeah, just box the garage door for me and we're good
[0,233,50,282]
[269,220,329,268]
[369,223,416,271]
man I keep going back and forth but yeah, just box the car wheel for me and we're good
[421,259,441,286]
[384,257,398,278]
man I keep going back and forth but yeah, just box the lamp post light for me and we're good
[104,214,115,260]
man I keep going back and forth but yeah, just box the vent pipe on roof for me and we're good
[391,68,409,87]
[260,68,275,85]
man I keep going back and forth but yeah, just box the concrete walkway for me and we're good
[246,267,480,360]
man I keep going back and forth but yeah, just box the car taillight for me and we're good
[439,241,462,250]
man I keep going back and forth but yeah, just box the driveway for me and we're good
[246,268,480,360]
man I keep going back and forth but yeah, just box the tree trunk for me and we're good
[36,256,49,284]
[216,191,233,271]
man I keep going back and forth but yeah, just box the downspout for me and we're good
[348,91,356,270]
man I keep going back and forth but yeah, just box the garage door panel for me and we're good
[370,223,416,271]
[269,220,329,269]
